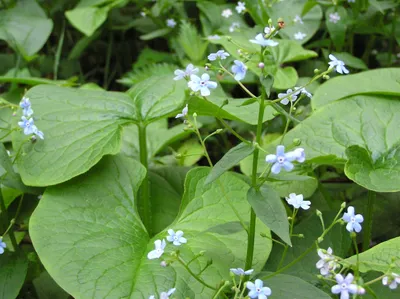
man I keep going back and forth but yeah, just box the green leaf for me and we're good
[325,6,347,50]
[127,75,187,123]
[33,271,70,299]
[0,0,53,58]
[176,139,204,166]
[268,174,318,198]
[261,273,331,298]
[30,157,271,297]
[177,21,208,64]
[267,0,323,44]
[327,51,368,70]
[271,39,318,64]
[13,85,133,186]
[344,237,400,274]
[139,28,171,41]
[260,74,274,97]
[247,186,291,245]
[0,251,28,299]
[345,144,400,192]
[274,67,298,90]
[147,167,189,234]
[66,6,109,36]
[190,95,275,125]
[118,63,178,86]
[197,1,222,30]
[68,30,101,60]
[205,142,254,185]
[312,68,400,109]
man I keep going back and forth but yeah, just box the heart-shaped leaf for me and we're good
[30,155,271,298]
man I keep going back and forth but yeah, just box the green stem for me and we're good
[0,191,17,250]
[387,9,396,65]
[245,95,265,270]
[217,118,249,144]
[103,30,113,89]
[362,191,375,252]
[177,256,217,290]
[212,281,229,299]
[277,209,297,270]
[193,117,213,166]
[53,20,65,80]
[138,124,151,235]
[353,235,360,277]
[219,63,257,98]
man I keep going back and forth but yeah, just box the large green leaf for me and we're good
[260,273,331,298]
[267,0,323,45]
[13,85,133,186]
[312,68,400,109]
[0,0,53,58]
[30,156,271,298]
[280,94,400,191]
[0,251,28,299]
[248,186,291,245]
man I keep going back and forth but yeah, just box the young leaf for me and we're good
[247,186,291,246]
[205,142,254,185]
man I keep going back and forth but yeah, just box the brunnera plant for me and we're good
[1,0,400,299]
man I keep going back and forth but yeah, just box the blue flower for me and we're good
[294,86,312,98]
[265,145,305,174]
[382,273,400,290]
[230,268,254,276]
[174,64,198,81]
[18,116,36,135]
[188,73,217,96]
[247,279,271,299]
[147,239,166,260]
[175,104,188,119]
[231,60,247,81]
[208,50,230,61]
[249,33,278,47]
[0,237,6,254]
[20,97,33,116]
[316,247,338,276]
[166,19,177,28]
[167,229,187,246]
[331,274,358,299]
[342,206,364,233]
[149,288,176,299]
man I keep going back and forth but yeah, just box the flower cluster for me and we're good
[382,273,400,289]
[265,145,305,174]
[316,247,338,276]
[147,229,187,260]
[18,97,44,140]
[249,26,279,47]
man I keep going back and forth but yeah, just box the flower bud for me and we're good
[12,112,17,116]
[205,65,209,71]
[223,99,229,105]
[227,36,232,41]
[323,74,330,80]
[357,287,365,295]
[258,62,265,69]
[298,234,304,238]
[199,250,206,256]
[273,111,281,116]
[316,209,322,216]
[314,69,320,74]
[160,261,168,267]
[341,202,347,209]
[216,129,223,134]
[175,153,182,158]
[317,237,324,243]
[193,112,198,118]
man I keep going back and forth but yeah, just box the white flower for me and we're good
[316,247,338,276]
[278,88,298,105]
[208,50,230,61]
[208,35,221,40]
[294,87,312,98]
[175,104,188,119]
[236,1,246,13]
[331,274,359,299]
[348,0,355,3]
[265,145,305,174]
[294,32,306,40]
[293,15,304,24]
[382,273,400,289]
[231,60,247,81]
[229,22,240,32]
[221,9,233,18]
[173,64,199,80]
[264,26,277,37]
[230,268,254,276]
[140,11,146,17]
[147,239,166,259]
[286,193,311,210]
[342,206,364,233]
[329,12,341,24]
[166,19,177,28]
[328,54,349,74]
[249,33,279,47]
[167,229,187,246]
[188,73,218,96]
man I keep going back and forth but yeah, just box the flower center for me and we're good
[256,288,261,292]
[341,283,347,290]
[26,122,30,127]
[277,156,285,163]
[200,81,206,86]
[351,217,355,223]
[174,236,179,241]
